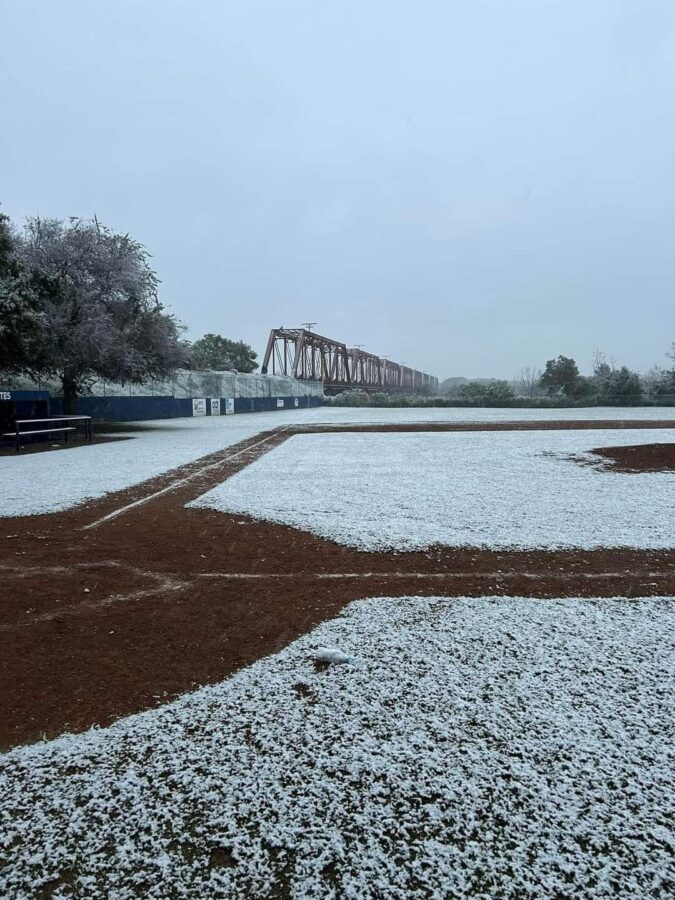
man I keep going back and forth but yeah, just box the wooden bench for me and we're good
[2,416,93,451]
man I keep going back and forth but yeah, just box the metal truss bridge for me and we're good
[260,328,438,395]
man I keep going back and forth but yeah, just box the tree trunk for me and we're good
[62,372,78,415]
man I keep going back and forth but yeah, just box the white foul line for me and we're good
[195,571,669,580]
[82,430,286,531]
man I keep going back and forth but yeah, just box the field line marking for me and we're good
[195,571,674,580]
[82,429,289,531]
[0,560,165,578]
[1,578,191,632]
[8,569,670,631]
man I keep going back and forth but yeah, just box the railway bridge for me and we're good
[260,328,438,395]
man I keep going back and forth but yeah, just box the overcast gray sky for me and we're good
[2,0,674,379]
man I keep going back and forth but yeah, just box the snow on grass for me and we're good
[2,406,673,519]
[0,410,321,518]
[307,406,675,425]
[1,596,673,898]
[191,429,675,550]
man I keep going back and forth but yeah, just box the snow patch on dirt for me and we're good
[1,596,673,899]
[191,429,675,550]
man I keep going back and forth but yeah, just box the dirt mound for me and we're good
[590,442,675,473]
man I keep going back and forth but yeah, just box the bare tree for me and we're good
[592,350,616,377]
[16,217,187,411]
[514,366,543,399]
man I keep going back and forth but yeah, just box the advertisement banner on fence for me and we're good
[192,398,207,416]
[210,399,221,415]
[224,398,235,415]
[276,399,285,408]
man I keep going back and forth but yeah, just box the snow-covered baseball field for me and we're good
[1,406,673,518]
[1,595,673,899]
[191,428,675,551]
[3,408,674,896]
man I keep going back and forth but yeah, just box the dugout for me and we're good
[0,390,51,439]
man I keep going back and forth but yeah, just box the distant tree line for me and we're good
[534,352,674,405]
[0,210,258,410]
[435,349,675,407]
[335,348,675,408]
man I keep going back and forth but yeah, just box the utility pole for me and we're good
[301,322,317,332]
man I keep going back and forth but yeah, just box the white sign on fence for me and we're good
[224,398,235,415]
[0,392,11,401]
[210,398,221,415]
[294,398,299,407]
[276,398,285,408]
[192,398,207,416]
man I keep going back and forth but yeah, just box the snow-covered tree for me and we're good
[16,217,187,411]
[601,366,643,404]
[0,213,46,375]
[457,380,515,405]
[189,333,258,372]
[540,355,580,397]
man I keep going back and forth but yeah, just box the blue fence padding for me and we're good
[50,394,321,422]
[51,396,193,421]
[233,396,318,414]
